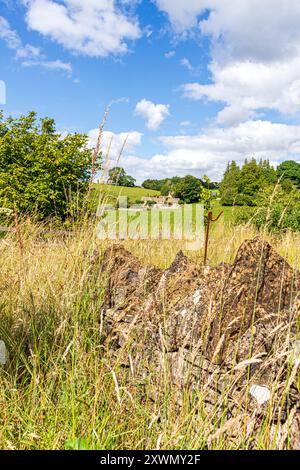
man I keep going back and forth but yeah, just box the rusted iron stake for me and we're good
[204,210,223,265]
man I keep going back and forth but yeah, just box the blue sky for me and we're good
[1,1,300,183]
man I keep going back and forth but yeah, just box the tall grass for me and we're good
[0,217,299,450]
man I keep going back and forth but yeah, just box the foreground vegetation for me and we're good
[1,111,300,450]
[0,217,299,450]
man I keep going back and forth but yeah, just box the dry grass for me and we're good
[0,218,299,450]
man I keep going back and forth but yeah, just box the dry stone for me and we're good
[99,237,300,448]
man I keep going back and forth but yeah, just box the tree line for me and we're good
[142,176,219,194]
[220,158,300,206]
[220,158,300,232]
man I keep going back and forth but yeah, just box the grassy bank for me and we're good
[0,216,299,449]
[90,184,160,208]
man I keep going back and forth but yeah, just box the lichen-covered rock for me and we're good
[99,237,300,448]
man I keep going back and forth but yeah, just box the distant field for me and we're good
[212,200,235,224]
[90,184,240,228]
[90,184,160,208]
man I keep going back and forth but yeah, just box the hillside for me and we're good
[90,184,160,207]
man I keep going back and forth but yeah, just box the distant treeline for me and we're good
[142,177,219,195]
[220,158,300,206]
[221,158,300,232]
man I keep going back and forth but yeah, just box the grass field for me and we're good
[0,214,299,450]
[1,186,299,450]
[90,184,160,208]
[91,184,236,221]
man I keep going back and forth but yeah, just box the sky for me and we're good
[1,1,300,183]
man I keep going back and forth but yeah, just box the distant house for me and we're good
[142,193,180,209]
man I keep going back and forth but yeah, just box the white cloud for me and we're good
[88,129,142,159]
[22,59,73,75]
[0,15,72,75]
[0,15,41,58]
[154,0,207,32]
[135,99,170,130]
[198,1,300,63]
[180,57,193,71]
[216,105,257,127]
[108,97,129,106]
[155,1,300,123]
[155,0,300,59]
[165,50,175,59]
[183,58,300,119]
[107,121,300,183]
[23,0,141,58]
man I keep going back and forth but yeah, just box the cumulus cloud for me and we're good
[23,0,141,58]
[183,58,300,119]
[106,121,300,183]
[135,99,170,130]
[155,1,300,123]
[155,0,300,59]
[0,15,41,58]
[154,0,207,32]
[0,15,72,75]
[88,129,142,159]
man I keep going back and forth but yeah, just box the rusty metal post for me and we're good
[204,210,223,265]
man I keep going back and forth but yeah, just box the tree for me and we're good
[220,158,277,206]
[142,179,163,191]
[0,111,94,220]
[199,175,214,212]
[220,161,240,205]
[259,159,278,185]
[237,159,277,205]
[108,166,136,187]
[174,175,203,203]
[142,177,181,193]
[238,159,263,200]
[160,177,181,196]
[277,160,300,187]
[236,185,300,232]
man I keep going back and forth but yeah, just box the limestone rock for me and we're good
[99,237,300,447]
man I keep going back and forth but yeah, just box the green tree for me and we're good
[277,160,300,187]
[108,166,136,187]
[220,161,240,205]
[220,159,277,206]
[237,159,277,205]
[259,159,278,185]
[0,111,94,220]
[160,179,173,196]
[160,177,181,196]
[142,177,182,194]
[142,179,163,191]
[237,159,263,204]
[174,175,203,203]
[235,185,300,232]
[199,176,214,212]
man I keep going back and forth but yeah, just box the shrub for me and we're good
[0,111,95,220]
[234,186,300,232]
